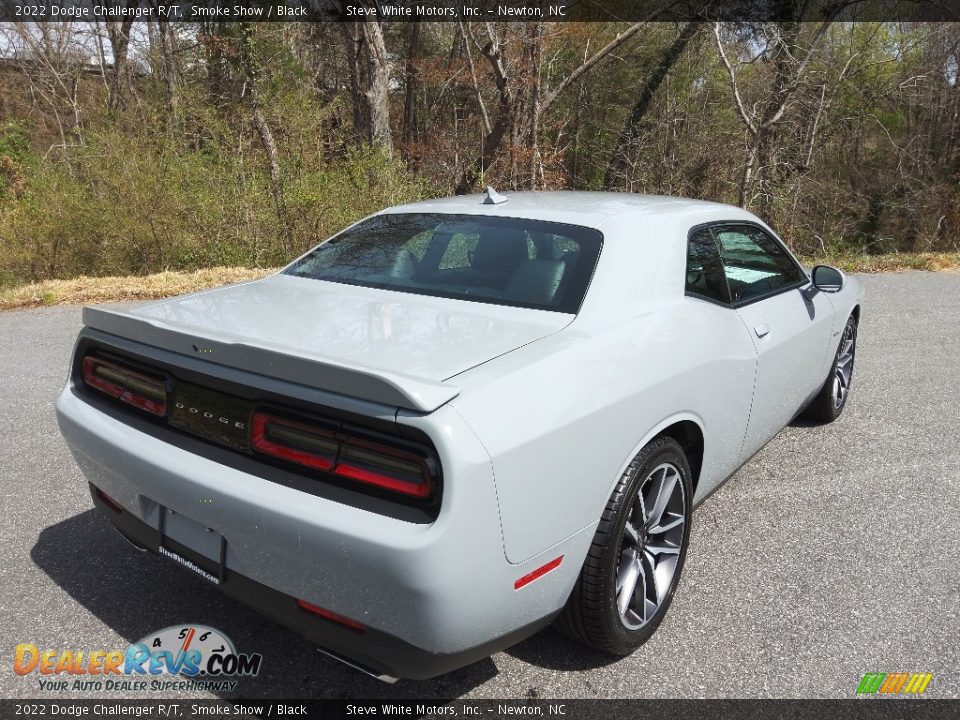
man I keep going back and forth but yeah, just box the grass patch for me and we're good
[800,251,960,273]
[0,267,276,311]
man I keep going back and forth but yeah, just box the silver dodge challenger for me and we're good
[56,190,863,681]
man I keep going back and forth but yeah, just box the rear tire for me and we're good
[556,436,692,655]
[803,314,858,423]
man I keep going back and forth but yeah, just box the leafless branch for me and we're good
[714,23,758,136]
[540,0,682,116]
[459,20,491,135]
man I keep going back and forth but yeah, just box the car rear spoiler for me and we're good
[81,306,460,413]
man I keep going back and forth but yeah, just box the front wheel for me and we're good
[556,436,692,655]
[803,313,858,423]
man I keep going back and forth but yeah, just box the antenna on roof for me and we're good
[482,186,509,205]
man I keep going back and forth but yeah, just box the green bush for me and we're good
[0,130,433,282]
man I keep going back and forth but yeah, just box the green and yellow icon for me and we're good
[857,672,933,695]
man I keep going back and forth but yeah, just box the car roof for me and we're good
[382,191,737,228]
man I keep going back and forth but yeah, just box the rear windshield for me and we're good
[285,213,603,313]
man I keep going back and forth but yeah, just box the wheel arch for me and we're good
[608,414,706,503]
[656,420,705,498]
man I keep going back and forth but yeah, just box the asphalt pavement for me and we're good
[1,271,958,700]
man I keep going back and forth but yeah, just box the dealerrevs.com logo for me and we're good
[14,625,262,693]
[856,672,933,696]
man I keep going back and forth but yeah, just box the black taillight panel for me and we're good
[73,341,443,512]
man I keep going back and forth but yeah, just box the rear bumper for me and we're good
[90,485,556,680]
[56,381,586,679]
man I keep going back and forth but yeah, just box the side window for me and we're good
[686,227,731,304]
[712,224,804,303]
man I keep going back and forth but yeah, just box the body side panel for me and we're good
[450,213,758,563]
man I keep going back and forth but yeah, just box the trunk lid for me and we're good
[83,274,571,412]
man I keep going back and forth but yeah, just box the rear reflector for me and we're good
[251,410,434,499]
[514,556,564,590]
[296,599,366,633]
[95,488,123,514]
[82,355,167,417]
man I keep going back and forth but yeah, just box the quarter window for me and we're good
[685,228,731,304]
[712,224,804,303]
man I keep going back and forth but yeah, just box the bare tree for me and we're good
[362,18,392,155]
[340,4,393,156]
[3,22,88,149]
[714,17,835,213]
[343,21,367,140]
[455,20,656,194]
[454,23,514,194]
[604,22,703,189]
[106,18,136,110]
[519,22,544,188]
[239,23,293,255]
[158,22,180,117]
[403,21,421,145]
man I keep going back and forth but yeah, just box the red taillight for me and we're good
[251,411,337,471]
[250,410,434,499]
[82,355,167,416]
[296,599,366,633]
[335,439,432,498]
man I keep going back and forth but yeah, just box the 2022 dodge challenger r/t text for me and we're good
[56,191,863,681]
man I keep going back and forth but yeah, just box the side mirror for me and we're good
[811,265,844,293]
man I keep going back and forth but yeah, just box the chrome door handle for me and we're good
[754,324,770,338]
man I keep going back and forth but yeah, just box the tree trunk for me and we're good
[739,22,799,214]
[403,21,421,145]
[342,22,367,143]
[454,20,655,194]
[159,22,180,118]
[251,100,290,253]
[524,23,544,189]
[93,19,110,94]
[360,18,393,156]
[106,20,135,110]
[146,21,160,68]
[341,17,393,155]
[201,20,229,107]
[239,23,293,256]
[603,22,701,189]
[715,12,835,212]
[455,31,514,195]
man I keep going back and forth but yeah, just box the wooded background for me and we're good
[0,19,957,285]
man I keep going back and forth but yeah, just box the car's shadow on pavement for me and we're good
[504,628,621,672]
[30,510,497,700]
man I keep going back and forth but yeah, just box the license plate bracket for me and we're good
[158,506,225,585]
